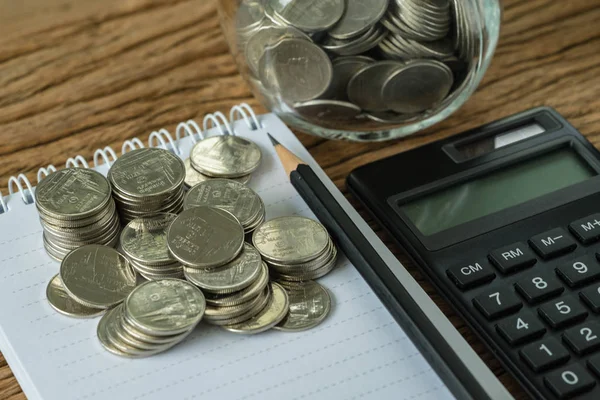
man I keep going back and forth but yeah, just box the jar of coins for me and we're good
[218,0,501,141]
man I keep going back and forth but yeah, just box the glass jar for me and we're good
[218,0,501,142]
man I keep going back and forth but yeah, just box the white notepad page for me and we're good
[0,110,453,400]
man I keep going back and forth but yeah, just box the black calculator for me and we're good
[347,107,600,399]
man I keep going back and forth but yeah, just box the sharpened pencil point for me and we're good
[267,133,280,147]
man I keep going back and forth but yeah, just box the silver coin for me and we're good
[347,61,404,112]
[60,245,137,309]
[46,274,105,318]
[120,309,191,345]
[125,278,206,336]
[328,0,389,40]
[322,25,387,56]
[204,287,269,322]
[208,288,271,326]
[269,0,345,33]
[167,206,245,269]
[183,179,263,228]
[322,56,374,100]
[184,158,251,188]
[35,168,112,221]
[252,216,330,264]
[274,281,331,332]
[236,0,265,34]
[294,100,361,121]
[120,213,178,266]
[184,243,262,294]
[382,59,453,114]
[222,282,289,334]
[245,25,311,76]
[108,148,185,200]
[204,262,270,307]
[190,136,262,179]
[258,38,333,103]
[97,306,132,357]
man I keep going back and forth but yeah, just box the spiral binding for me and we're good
[0,103,261,213]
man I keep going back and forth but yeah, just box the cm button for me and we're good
[447,260,496,290]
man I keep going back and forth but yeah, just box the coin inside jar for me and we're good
[59,245,137,309]
[167,206,245,269]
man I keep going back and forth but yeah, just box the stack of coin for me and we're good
[97,279,206,358]
[252,216,338,282]
[35,169,121,261]
[239,0,475,125]
[59,245,137,310]
[120,213,184,280]
[189,135,262,184]
[183,179,266,235]
[167,206,245,270]
[184,243,270,325]
[184,158,251,189]
[108,148,186,224]
[274,280,332,332]
[221,282,290,334]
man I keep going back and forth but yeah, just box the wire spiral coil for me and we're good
[0,103,261,212]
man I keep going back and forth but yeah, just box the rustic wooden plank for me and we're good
[1,0,599,398]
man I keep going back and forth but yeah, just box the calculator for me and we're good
[347,107,600,399]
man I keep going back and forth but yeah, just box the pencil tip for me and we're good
[267,132,280,146]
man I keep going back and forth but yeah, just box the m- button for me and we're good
[489,241,537,274]
[569,213,600,244]
[530,228,577,259]
[447,261,496,290]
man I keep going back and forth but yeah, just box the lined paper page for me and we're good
[0,114,453,400]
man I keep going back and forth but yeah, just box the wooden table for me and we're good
[1,0,599,398]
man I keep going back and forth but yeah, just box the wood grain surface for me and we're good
[1,0,600,398]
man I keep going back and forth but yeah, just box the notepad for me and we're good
[0,105,453,400]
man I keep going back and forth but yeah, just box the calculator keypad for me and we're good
[444,215,600,398]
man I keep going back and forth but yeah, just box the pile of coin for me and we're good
[183,179,266,235]
[58,245,137,311]
[185,243,270,325]
[252,216,338,281]
[237,0,476,125]
[35,169,120,261]
[108,148,186,223]
[185,135,263,187]
[97,279,206,358]
[120,213,184,280]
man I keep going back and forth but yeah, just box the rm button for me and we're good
[447,261,496,290]
[489,241,537,274]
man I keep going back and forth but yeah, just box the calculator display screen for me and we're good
[401,148,595,236]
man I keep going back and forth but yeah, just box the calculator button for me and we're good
[569,213,600,244]
[496,311,546,346]
[563,322,600,355]
[544,364,596,399]
[515,272,564,304]
[520,337,570,372]
[588,354,600,377]
[529,228,577,259]
[557,256,600,288]
[447,261,495,290]
[488,242,536,274]
[538,297,588,329]
[580,284,600,313]
[473,289,522,320]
